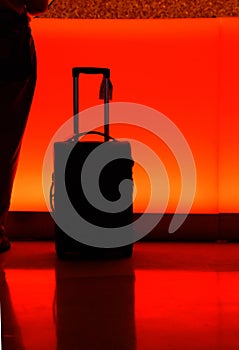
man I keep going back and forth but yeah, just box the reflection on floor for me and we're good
[0,242,239,350]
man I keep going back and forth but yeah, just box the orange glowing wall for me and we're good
[10,18,239,214]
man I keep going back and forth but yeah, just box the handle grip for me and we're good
[72,67,110,79]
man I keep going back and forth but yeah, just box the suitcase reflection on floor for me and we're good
[54,258,136,350]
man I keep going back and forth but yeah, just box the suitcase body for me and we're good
[53,67,134,258]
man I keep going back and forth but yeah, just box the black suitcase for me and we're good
[52,67,134,258]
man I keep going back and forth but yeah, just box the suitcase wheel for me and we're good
[55,235,66,259]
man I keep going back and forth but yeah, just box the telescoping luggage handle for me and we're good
[72,67,112,142]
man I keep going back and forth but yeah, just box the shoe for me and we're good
[0,226,11,253]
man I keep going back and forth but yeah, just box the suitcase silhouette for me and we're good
[52,67,134,258]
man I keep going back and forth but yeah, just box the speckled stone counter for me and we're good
[39,0,239,18]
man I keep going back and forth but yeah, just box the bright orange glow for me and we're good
[10,18,239,213]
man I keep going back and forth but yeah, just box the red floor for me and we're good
[0,242,239,349]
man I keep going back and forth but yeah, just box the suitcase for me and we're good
[52,67,134,259]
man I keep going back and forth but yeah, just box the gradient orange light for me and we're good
[10,18,239,213]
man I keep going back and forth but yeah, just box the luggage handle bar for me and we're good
[72,67,111,142]
[72,67,110,78]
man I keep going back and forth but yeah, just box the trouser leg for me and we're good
[0,38,36,229]
[0,130,23,226]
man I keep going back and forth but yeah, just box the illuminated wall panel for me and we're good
[9,19,239,213]
[218,18,239,213]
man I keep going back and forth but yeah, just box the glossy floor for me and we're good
[0,242,239,350]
